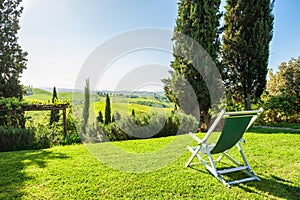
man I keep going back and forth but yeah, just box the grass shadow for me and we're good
[0,149,68,199]
[238,175,300,200]
[188,164,210,175]
[187,162,300,200]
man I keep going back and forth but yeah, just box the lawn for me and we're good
[0,131,299,199]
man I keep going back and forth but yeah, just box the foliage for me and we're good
[62,103,81,145]
[222,0,274,110]
[105,93,111,125]
[258,57,300,124]
[98,111,198,141]
[0,127,34,152]
[0,127,50,152]
[50,87,60,125]
[82,79,90,134]
[164,0,222,128]
[98,122,130,142]
[267,57,300,97]
[0,0,27,99]
[258,93,299,124]
[0,97,27,128]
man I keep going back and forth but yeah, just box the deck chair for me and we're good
[186,108,264,187]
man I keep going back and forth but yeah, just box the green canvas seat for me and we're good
[186,108,264,187]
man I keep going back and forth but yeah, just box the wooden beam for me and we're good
[21,104,68,111]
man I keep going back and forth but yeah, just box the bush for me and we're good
[255,94,299,125]
[0,127,50,152]
[62,107,81,145]
[61,133,82,145]
[99,122,131,141]
[97,111,198,141]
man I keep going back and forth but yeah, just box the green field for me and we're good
[93,102,172,117]
[0,132,299,199]
[24,88,80,102]
[24,88,174,122]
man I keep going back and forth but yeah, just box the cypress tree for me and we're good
[222,0,274,110]
[50,87,60,125]
[97,110,104,123]
[82,79,90,134]
[111,114,115,123]
[104,93,111,125]
[163,0,222,127]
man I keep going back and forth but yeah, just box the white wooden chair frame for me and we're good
[186,108,264,187]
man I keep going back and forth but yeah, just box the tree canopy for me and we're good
[0,0,27,99]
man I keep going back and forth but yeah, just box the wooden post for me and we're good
[63,108,67,139]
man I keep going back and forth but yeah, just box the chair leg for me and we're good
[237,143,251,169]
[186,145,201,167]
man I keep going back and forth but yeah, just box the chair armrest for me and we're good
[189,132,202,144]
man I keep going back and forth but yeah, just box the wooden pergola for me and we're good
[22,104,69,138]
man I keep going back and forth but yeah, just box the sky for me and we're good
[18,0,300,91]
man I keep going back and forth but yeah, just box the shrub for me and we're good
[0,127,50,152]
[259,95,299,124]
[99,122,131,141]
[97,111,198,141]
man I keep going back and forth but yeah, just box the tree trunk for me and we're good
[245,93,252,110]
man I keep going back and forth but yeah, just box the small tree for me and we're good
[97,111,104,123]
[50,87,60,125]
[104,93,111,125]
[82,79,90,134]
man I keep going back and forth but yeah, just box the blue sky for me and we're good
[19,0,300,90]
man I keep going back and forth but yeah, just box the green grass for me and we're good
[0,131,299,199]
